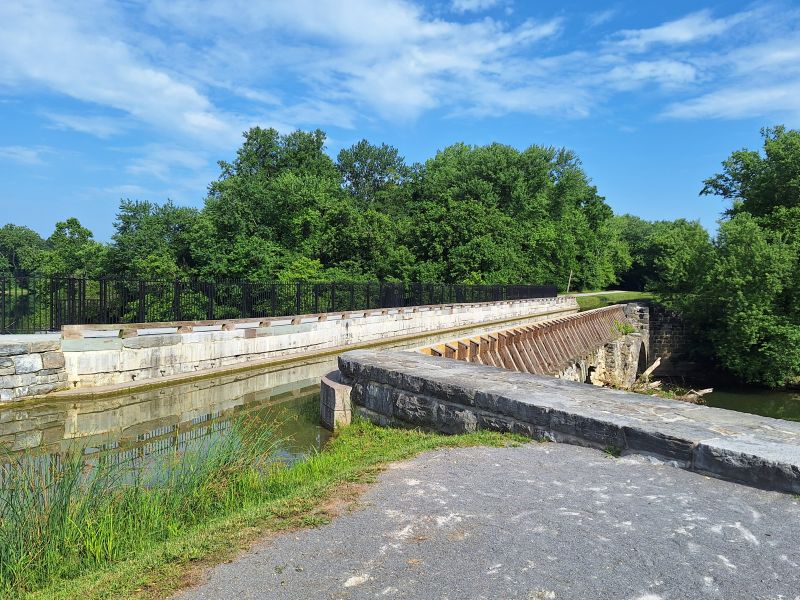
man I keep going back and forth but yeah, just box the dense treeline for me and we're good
[1,128,631,290]
[657,126,800,388]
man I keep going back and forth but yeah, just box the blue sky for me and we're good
[1,0,799,240]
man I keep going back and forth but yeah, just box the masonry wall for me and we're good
[648,304,696,376]
[61,297,577,389]
[0,337,67,401]
[337,349,800,493]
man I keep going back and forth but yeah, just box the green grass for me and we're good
[575,291,654,311]
[3,419,522,600]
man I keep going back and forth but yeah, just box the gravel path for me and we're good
[177,443,800,600]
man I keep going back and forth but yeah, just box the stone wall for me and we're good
[648,304,696,376]
[60,297,577,389]
[0,336,67,401]
[583,333,642,389]
[337,349,800,493]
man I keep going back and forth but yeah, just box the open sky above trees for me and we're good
[2,0,800,238]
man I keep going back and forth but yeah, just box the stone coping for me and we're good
[60,296,570,339]
[40,304,577,401]
[338,350,800,494]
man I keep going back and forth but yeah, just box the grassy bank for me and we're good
[575,291,653,311]
[2,419,520,599]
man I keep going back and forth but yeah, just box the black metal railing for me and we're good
[0,275,557,334]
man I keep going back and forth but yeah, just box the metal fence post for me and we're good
[100,277,108,324]
[173,279,181,321]
[295,282,302,315]
[137,280,146,322]
[0,277,5,334]
[208,281,215,320]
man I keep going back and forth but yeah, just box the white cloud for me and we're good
[0,146,52,165]
[44,113,126,138]
[0,0,244,148]
[451,0,501,13]
[1,0,800,186]
[603,60,698,91]
[613,10,748,52]
[663,82,800,122]
[586,8,617,28]
[126,146,210,181]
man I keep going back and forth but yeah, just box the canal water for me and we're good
[705,387,800,422]
[0,316,555,470]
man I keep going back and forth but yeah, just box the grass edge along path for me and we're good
[25,420,525,600]
[575,291,653,312]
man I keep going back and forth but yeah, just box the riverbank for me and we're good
[17,421,520,600]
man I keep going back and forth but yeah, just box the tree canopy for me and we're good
[661,126,800,387]
[1,126,628,289]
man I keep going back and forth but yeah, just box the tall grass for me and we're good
[0,415,281,597]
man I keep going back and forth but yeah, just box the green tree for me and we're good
[665,125,800,387]
[107,200,198,278]
[41,218,106,277]
[337,139,409,205]
[0,224,45,275]
[702,126,800,218]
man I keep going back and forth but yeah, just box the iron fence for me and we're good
[0,275,557,334]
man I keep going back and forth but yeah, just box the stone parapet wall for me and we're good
[0,336,67,401]
[338,350,800,494]
[59,297,577,389]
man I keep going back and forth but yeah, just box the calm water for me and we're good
[0,356,338,470]
[0,315,555,470]
[705,388,800,422]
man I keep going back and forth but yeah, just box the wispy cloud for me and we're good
[2,0,800,187]
[44,113,126,138]
[0,1,244,148]
[126,146,211,181]
[451,0,501,13]
[586,8,617,28]
[0,145,52,165]
[613,9,750,52]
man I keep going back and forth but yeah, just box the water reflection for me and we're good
[705,388,800,422]
[0,357,337,469]
[0,313,579,470]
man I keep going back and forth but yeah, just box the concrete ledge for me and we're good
[338,350,800,494]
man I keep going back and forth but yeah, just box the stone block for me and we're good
[0,373,37,388]
[436,402,477,434]
[122,334,182,349]
[0,343,27,357]
[0,389,11,401]
[622,426,694,463]
[692,436,800,494]
[61,338,123,352]
[13,353,44,374]
[42,351,65,370]
[394,391,437,425]
[29,339,60,352]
